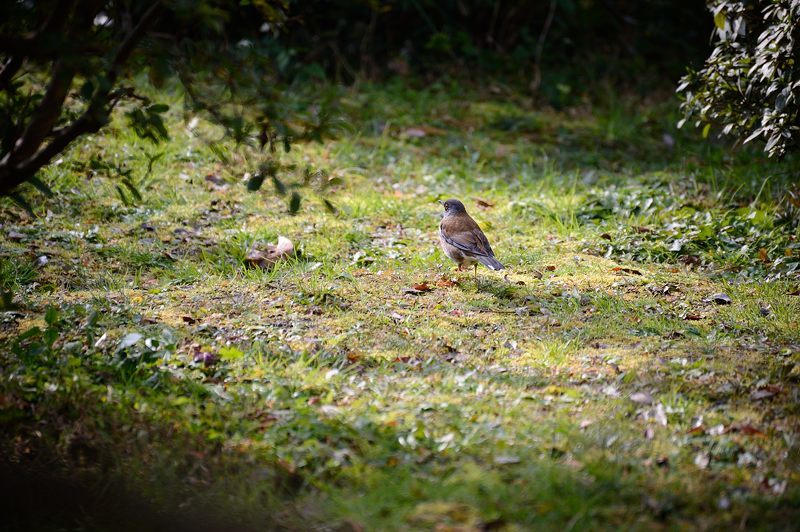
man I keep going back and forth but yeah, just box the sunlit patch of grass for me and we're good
[1,81,799,530]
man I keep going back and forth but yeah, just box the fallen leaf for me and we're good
[612,267,642,275]
[732,423,765,436]
[706,293,732,305]
[117,332,143,350]
[402,125,446,138]
[412,282,433,292]
[600,233,612,241]
[686,425,705,435]
[758,247,769,263]
[751,389,775,400]
[694,452,710,469]
[683,313,703,321]
[193,351,219,367]
[246,236,294,268]
[545,265,556,271]
[493,455,520,465]
[474,197,494,209]
[436,277,458,288]
[181,315,198,324]
[630,391,653,405]
[531,270,543,279]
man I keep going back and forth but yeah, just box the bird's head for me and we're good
[439,198,467,216]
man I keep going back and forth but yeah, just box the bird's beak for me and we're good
[437,200,444,206]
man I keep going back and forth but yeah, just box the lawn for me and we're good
[1,80,799,530]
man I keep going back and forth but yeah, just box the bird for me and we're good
[438,198,504,279]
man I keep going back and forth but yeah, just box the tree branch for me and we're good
[0,1,164,197]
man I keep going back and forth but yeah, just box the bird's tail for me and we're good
[477,255,504,270]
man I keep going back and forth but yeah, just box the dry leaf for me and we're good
[436,277,458,288]
[600,233,612,240]
[545,265,556,271]
[246,236,294,268]
[413,282,433,292]
[706,293,732,305]
[474,197,494,209]
[732,423,765,436]
[630,391,653,405]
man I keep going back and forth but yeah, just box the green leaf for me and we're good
[148,103,170,113]
[218,346,244,361]
[44,306,59,326]
[702,123,711,138]
[714,11,726,30]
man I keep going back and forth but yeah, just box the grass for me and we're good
[1,79,799,530]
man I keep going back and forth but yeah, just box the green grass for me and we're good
[1,80,799,530]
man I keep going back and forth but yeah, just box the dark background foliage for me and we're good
[281,0,711,92]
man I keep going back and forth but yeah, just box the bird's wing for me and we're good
[440,217,495,258]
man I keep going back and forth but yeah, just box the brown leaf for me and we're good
[246,236,294,269]
[686,425,705,435]
[531,270,543,279]
[635,226,652,234]
[600,233,612,241]
[683,313,703,321]
[612,267,642,275]
[545,265,556,272]
[181,315,198,324]
[732,423,765,436]
[706,293,732,305]
[474,197,494,209]
[436,277,458,288]
[758,247,770,263]
[412,282,433,292]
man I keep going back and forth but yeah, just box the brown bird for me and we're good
[439,199,504,278]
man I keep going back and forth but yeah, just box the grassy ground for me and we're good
[1,80,799,530]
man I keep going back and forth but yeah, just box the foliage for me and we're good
[678,0,800,157]
[0,0,336,202]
